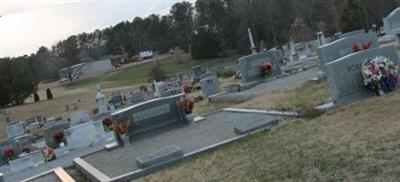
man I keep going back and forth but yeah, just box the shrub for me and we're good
[34,92,40,102]
[46,88,53,100]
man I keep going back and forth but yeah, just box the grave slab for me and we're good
[234,116,278,135]
[136,145,183,168]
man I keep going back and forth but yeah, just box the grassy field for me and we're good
[64,53,240,89]
[137,83,400,182]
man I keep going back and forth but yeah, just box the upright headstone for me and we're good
[289,39,296,62]
[200,75,220,97]
[317,31,325,47]
[396,33,400,49]
[130,90,146,105]
[8,151,43,173]
[110,91,123,107]
[338,29,365,39]
[325,46,399,106]
[70,111,90,126]
[95,85,108,114]
[157,81,182,97]
[0,140,21,165]
[111,94,188,136]
[317,32,379,70]
[6,122,25,139]
[191,65,205,82]
[383,7,400,35]
[43,120,70,148]
[65,121,111,150]
[238,49,282,84]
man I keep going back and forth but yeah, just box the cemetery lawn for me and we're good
[137,85,400,181]
[64,53,239,90]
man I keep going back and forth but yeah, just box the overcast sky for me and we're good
[0,0,194,58]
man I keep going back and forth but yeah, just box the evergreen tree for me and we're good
[341,0,365,32]
[46,88,54,100]
[34,92,40,102]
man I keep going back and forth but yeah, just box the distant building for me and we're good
[59,59,113,82]
[138,50,154,60]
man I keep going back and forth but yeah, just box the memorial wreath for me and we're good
[362,56,399,95]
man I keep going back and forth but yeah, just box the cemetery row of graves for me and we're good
[0,7,399,182]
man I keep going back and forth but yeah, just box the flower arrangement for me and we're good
[260,62,273,78]
[116,121,130,135]
[183,85,191,94]
[362,56,399,95]
[53,131,64,143]
[4,148,14,161]
[102,117,113,132]
[352,41,372,52]
[177,99,194,114]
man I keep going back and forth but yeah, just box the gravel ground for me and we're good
[210,67,320,102]
[83,112,276,178]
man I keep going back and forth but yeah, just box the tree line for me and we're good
[1,0,399,107]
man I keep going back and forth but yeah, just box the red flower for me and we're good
[362,41,372,50]
[4,148,14,159]
[53,132,64,143]
[183,85,191,94]
[353,41,372,52]
[102,118,112,126]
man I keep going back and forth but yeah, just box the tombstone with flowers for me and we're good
[362,56,399,95]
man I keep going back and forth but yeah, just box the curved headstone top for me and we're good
[383,7,400,35]
[317,32,379,70]
[325,46,399,106]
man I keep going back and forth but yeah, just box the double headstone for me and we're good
[317,32,379,70]
[111,94,187,137]
[8,151,43,173]
[383,7,400,35]
[200,75,220,97]
[238,49,282,84]
[325,46,399,106]
[338,29,365,39]
[43,120,70,149]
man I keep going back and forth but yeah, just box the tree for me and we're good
[46,88,54,100]
[191,28,222,59]
[34,92,40,102]
[290,18,314,42]
[170,1,194,52]
[148,61,166,81]
[341,0,365,32]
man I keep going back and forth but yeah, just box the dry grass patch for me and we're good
[237,81,331,112]
[137,89,400,182]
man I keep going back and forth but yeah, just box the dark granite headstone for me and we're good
[111,94,187,136]
[135,145,183,168]
[325,46,399,106]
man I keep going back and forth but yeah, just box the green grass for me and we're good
[64,53,239,89]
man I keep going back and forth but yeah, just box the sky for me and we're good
[0,0,195,58]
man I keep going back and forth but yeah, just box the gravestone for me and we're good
[157,81,182,97]
[0,140,21,166]
[25,116,42,127]
[111,94,187,136]
[43,120,70,149]
[396,33,400,49]
[136,145,183,168]
[325,46,399,106]
[317,32,379,69]
[238,49,282,84]
[95,85,108,114]
[6,122,25,139]
[191,65,205,82]
[317,32,326,47]
[70,111,90,126]
[9,151,43,173]
[110,91,123,107]
[65,120,113,150]
[338,29,365,39]
[129,91,146,105]
[383,7,400,35]
[200,75,220,97]
[13,134,34,153]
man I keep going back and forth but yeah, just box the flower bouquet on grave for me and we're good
[116,121,130,144]
[53,131,65,144]
[177,98,194,115]
[362,56,399,96]
[102,117,113,132]
[352,41,372,52]
[4,148,14,161]
[260,62,273,78]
